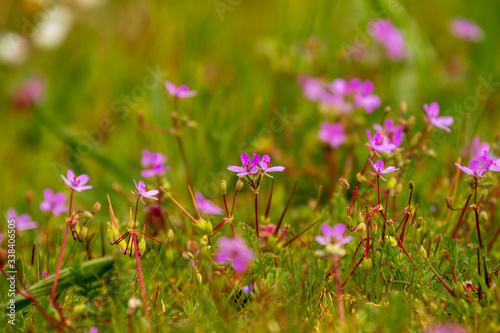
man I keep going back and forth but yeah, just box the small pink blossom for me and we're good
[195,192,224,215]
[455,159,490,178]
[450,18,484,42]
[141,150,167,167]
[424,102,454,132]
[165,81,197,99]
[318,122,347,148]
[315,223,352,246]
[369,19,407,61]
[7,208,38,231]
[133,180,159,200]
[11,76,45,110]
[228,153,260,177]
[373,119,403,147]
[61,170,93,192]
[298,75,324,102]
[259,154,285,175]
[368,159,399,181]
[214,237,255,273]
[242,284,253,294]
[366,130,398,153]
[40,188,67,216]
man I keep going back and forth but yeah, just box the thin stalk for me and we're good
[133,234,151,332]
[333,260,345,324]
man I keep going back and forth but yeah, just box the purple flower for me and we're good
[366,130,397,153]
[320,91,352,113]
[318,122,347,148]
[242,284,253,294]
[141,164,170,178]
[450,18,484,42]
[40,188,67,216]
[467,136,490,160]
[354,94,381,114]
[424,102,454,132]
[298,75,324,101]
[228,153,260,177]
[214,236,255,273]
[165,81,197,99]
[259,154,285,174]
[369,19,407,61]
[42,272,51,279]
[133,180,159,200]
[141,150,167,168]
[7,208,38,231]
[315,223,352,246]
[86,327,98,333]
[11,76,45,110]
[61,170,93,192]
[0,235,3,244]
[368,159,399,181]
[455,159,490,178]
[195,192,224,215]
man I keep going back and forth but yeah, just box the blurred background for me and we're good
[1,0,500,229]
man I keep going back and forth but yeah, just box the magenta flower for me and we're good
[195,192,224,215]
[467,136,491,160]
[315,223,352,246]
[42,272,51,279]
[141,150,167,167]
[320,91,352,113]
[141,164,170,178]
[40,188,67,216]
[366,130,397,153]
[298,75,324,102]
[423,102,454,132]
[318,122,347,148]
[368,159,399,181]
[455,159,490,178]
[242,284,253,294]
[11,76,45,110]
[61,170,93,192]
[228,153,260,177]
[259,154,285,175]
[7,208,38,231]
[0,235,3,244]
[479,151,500,172]
[450,18,484,42]
[369,19,407,61]
[133,180,159,200]
[214,236,255,273]
[165,81,197,99]
[354,94,381,114]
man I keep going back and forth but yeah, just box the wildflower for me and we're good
[318,122,347,148]
[368,159,399,181]
[242,284,253,294]
[214,236,255,273]
[315,223,352,246]
[423,102,454,132]
[11,76,44,110]
[320,91,352,113]
[195,192,224,215]
[450,18,484,42]
[40,188,67,216]
[42,272,51,279]
[354,93,381,114]
[369,19,407,61]
[133,180,159,200]
[6,208,38,231]
[86,327,98,333]
[454,159,490,178]
[366,130,398,153]
[227,153,260,177]
[0,235,3,244]
[480,150,500,172]
[259,154,285,175]
[61,170,93,192]
[373,119,403,147]
[141,149,167,167]
[297,75,324,102]
[165,81,197,99]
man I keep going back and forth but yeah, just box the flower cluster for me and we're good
[455,137,500,178]
[228,153,285,177]
[369,19,407,61]
[140,150,170,179]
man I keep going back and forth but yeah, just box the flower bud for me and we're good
[112,226,120,241]
[387,223,395,237]
[481,211,488,221]
[92,202,101,214]
[221,180,227,195]
[80,226,88,239]
[407,115,416,127]
[138,238,146,255]
[236,180,244,191]
[454,282,464,297]
[446,197,453,209]
[391,184,402,198]
[388,177,397,191]
[167,229,174,241]
[119,240,128,253]
[346,215,353,229]
[356,173,367,183]
[419,245,427,258]
[187,252,195,261]
[195,270,202,284]
[339,178,350,189]
[480,189,488,201]
[357,212,365,223]
[362,258,373,271]
[400,101,407,114]
[409,181,415,190]
[74,225,81,236]
[83,211,93,219]
[356,223,367,239]
[417,217,423,229]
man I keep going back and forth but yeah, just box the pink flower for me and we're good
[259,154,285,175]
[133,180,159,200]
[369,19,407,61]
[354,94,381,114]
[455,159,490,178]
[141,150,167,167]
[373,119,403,147]
[61,170,93,192]
[424,102,454,132]
[315,223,352,246]
[165,81,197,99]
[40,188,67,216]
[195,192,224,215]
[366,130,397,153]
[7,208,38,231]
[11,76,45,110]
[228,153,260,177]
[214,237,255,273]
[42,272,51,279]
[450,18,484,42]
[242,284,253,294]
[368,159,399,181]
[298,75,324,101]
[318,122,347,148]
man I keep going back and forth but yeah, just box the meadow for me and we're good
[1,0,500,332]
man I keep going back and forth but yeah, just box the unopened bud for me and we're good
[356,173,367,183]
[409,181,415,190]
[80,226,88,239]
[419,245,427,258]
[480,189,488,201]
[400,101,407,114]
[387,222,395,236]
[357,212,365,223]
[236,180,244,191]
[119,240,128,253]
[138,238,146,255]
[454,282,464,297]
[356,223,367,239]
[446,197,453,209]
[417,217,423,229]
[221,180,227,195]
[195,271,202,284]
[427,149,437,159]
[339,177,350,189]
[74,225,81,236]
[481,211,488,221]
[346,215,353,229]
[73,304,86,313]
[137,111,145,125]
[167,229,174,241]
[83,211,93,219]
[187,252,195,260]
[107,225,114,242]
[92,202,101,214]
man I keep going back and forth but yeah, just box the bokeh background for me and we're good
[1,0,500,227]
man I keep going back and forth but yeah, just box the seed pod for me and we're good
[400,101,407,114]
[221,180,227,195]
[362,258,373,271]
[92,202,101,214]
[236,180,244,191]
[409,181,415,190]
[83,211,93,219]
[80,226,88,239]
[167,229,174,241]
[138,238,146,255]
[481,211,488,221]
[446,197,453,209]
[339,178,350,189]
